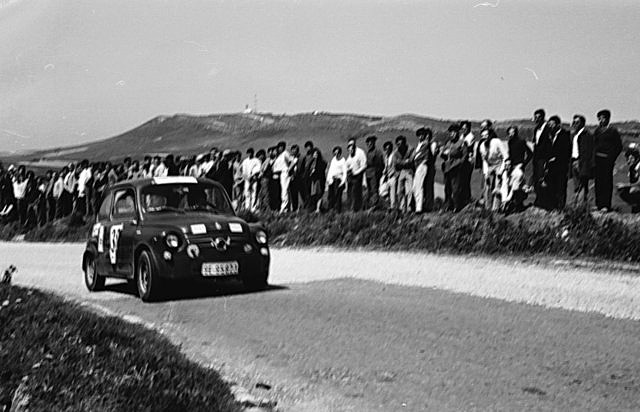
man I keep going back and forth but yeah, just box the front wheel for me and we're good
[136,250,163,302]
[84,252,105,292]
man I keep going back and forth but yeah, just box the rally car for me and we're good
[82,177,270,301]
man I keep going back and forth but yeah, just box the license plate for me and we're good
[201,261,239,277]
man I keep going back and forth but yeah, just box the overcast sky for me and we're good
[1,0,639,151]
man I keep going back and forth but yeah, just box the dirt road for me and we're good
[2,242,640,411]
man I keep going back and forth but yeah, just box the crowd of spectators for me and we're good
[0,107,638,229]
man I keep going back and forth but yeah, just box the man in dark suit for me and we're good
[570,114,594,206]
[545,115,572,210]
[531,108,553,208]
[593,109,623,211]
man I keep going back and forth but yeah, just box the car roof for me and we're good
[108,177,224,191]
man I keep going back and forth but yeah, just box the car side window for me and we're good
[112,189,137,219]
[97,191,114,221]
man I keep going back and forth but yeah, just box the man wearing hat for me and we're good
[617,143,640,212]
[593,109,622,211]
[531,109,553,208]
[442,124,469,211]
[546,115,572,210]
[364,135,384,209]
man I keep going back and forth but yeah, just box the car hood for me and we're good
[142,212,251,236]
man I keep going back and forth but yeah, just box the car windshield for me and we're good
[140,183,234,215]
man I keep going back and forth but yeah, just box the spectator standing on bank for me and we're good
[288,144,303,211]
[307,148,327,212]
[459,121,475,206]
[326,146,347,213]
[504,126,532,212]
[301,141,315,208]
[412,128,432,214]
[76,160,92,216]
[545,116,572,210]
[442,124,469,212]
[393,135,414,212]
[593,109,623,211]
[345,138,367,212]
[531,109,553,208]
[381,141,397,210]
[364,136,384,209]
[570,114,594,206]
[241,148,262,211]
[273,141,292,213]
[45,170,57,222]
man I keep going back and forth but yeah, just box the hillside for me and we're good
[5,112,640,165]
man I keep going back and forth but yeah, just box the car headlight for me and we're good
[255,230,267,244]
[165,233,181,248]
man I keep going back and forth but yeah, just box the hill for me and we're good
[5,112,640,166]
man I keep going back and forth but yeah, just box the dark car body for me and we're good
[82,177,270,301]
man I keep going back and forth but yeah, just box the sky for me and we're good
[1,0,639,151]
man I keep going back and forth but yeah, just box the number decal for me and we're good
[97,226,105,253]
[109,224,124,265]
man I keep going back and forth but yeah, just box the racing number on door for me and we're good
[109,224,124,265]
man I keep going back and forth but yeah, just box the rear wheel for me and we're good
[84,252,105,292]
[136,250,163,302]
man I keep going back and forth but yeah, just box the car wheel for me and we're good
[84,252,105,292]
[136,250,163,302]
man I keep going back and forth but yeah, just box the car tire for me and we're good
[136,250,163,302]
[84,252,105,292]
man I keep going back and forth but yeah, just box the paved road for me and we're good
[2,242,640,411]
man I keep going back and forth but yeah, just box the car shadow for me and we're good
[103,279,288,302]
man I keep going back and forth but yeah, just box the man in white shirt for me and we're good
[478,130,509,211]
[76,160,93,216]
[345,138,367,211]
[241,148,262,211]
[326,146,348,212]
[272,141,292,213]
[153,156,168,177]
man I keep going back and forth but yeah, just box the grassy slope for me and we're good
[0,284,241,412]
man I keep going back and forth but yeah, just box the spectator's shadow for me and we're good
[103,279,287,302]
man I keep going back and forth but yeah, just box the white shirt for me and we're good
[479,138,508,175]
[572,127,584,159]
[77,168,92,197]
[273,151,292,174]
[326,156,347,185]
[535,122,547,144]
[463,132,475,147]
[153,163,168,177]
[241,157,262,180]
[345,147,367,176]
[12,179,28,200]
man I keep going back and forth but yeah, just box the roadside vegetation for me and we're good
[2,206,640,263]
[0,284,241,412]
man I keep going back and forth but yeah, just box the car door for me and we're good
[110,187,138,276]
[94,190,114,276]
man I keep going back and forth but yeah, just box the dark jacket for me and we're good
[365,148,385,179]
[573,129,595,178]
[533,123,553,162]
[548,128,572,176]
[593,126,623,162]
[507,137,533,167]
